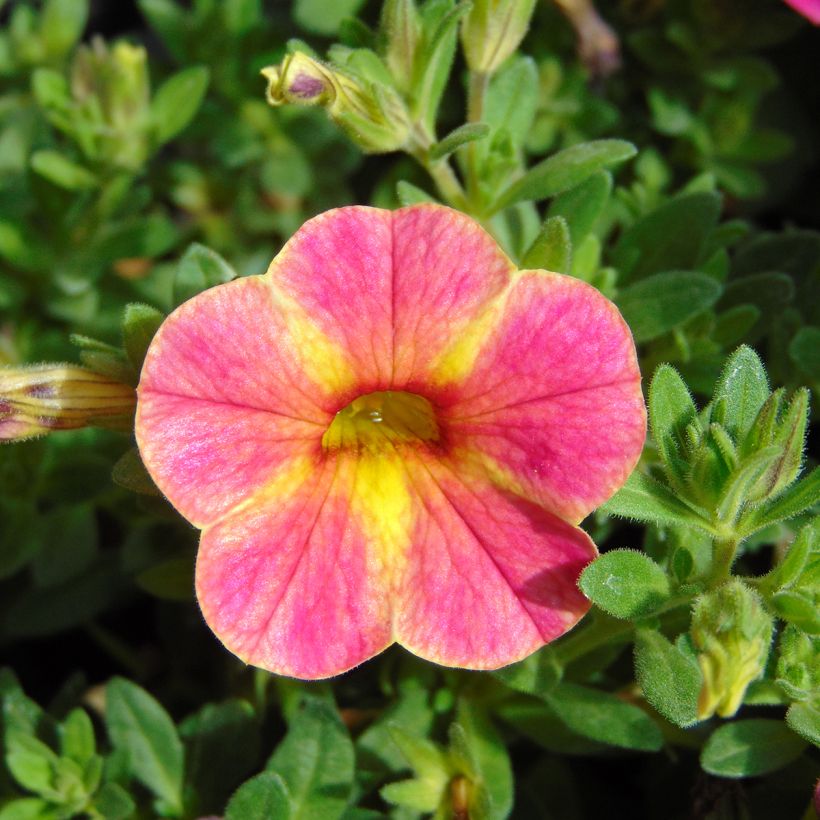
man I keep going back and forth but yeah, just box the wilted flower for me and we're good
[0,365,135,442]
[135,205,645,679]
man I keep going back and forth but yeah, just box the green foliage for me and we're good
[1,0,819,817]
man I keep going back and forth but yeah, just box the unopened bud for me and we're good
[0,365,135,442]
[776,625,819,702]
[461,0,537,74]
[262,52,411,153]
[692,579,774,719]
[70,37,150,168]
[381,0,421,93]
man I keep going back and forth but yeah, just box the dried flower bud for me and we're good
[0,365,135,442]
[461,0,537,75]
[262,52,411,153]
[692,579,774,719]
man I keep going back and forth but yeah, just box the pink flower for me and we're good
[783,0,820,23]
[135,205,645,679]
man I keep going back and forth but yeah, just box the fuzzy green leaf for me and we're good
[520,216,572,273]
[266,699,354,820]
[579,550,670,620]
[649,364,697,482]
[634,629,701,728]
[494,140,636,211]
[173,243,236,305]
[785,702,820,748]
[614,192,722,281]
[701,720,806,778]
[429,123,489,161]
[122,303,164,372]
[712,346,770,440]
[741,466,820,535]
[547,170,612,245]
[616,271,721,343]
[545,683,663,752]
[600,471,714,533]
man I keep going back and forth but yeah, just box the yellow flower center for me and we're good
[322,391,439,452]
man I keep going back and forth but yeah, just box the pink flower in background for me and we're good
[783,0,820,23]
[135,205,645,679]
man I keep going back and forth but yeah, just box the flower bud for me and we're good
[460,0,537,75]
[0,365,135,442]
[691,579,774,719]
[261,52,411,153]
[70,37,151,169]
[776,625,819,702]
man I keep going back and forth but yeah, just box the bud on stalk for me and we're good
[261,52,411,153]
[0,365,135,442]
[460,0,537,75]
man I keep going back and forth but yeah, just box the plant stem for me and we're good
[707,536,740,587]
[424,155,469,209]
[466,70,489,202]
[553,613,633,665]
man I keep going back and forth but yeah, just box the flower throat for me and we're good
[322,391,439,452]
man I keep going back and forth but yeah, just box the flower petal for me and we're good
[267,206,395,391]
[436,271,646,523]
[391,205,515,387]
[136,393,320,527]
[195,454,396,679]
[137,276,342,525]
[393,453,596,668]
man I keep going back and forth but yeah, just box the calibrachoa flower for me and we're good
[783,0,820,24]
[135,205,645,679]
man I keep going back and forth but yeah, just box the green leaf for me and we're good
[600,471,714,534]
[785,701,820,748]
[134,556,194,601]
[713,305,760,348]
[614,192,722,281]
[30,150,97,190]
[789,325,820,381]
[412,1,469,133]
[770,590,820,634]
[396,180,436,206]
[740,466,820,535]
[105,677,184,816]
[40,0,88,56]
[649,365,697,483]
[763,520,816,593]
[520,216,572,274]
[701,720,807,778]
[138,0,187,60]
[494,140,636,211]
[482,56,539,152]
[122,303,164,372]
[616,271,722,343]
[173,242,237,305]
[712,346,769,440]
[293,0,365,35]
[150,66,210,147]
[429,123,489,161]
[5,732,58,796]
[92,783,136,820]
[634,629,701,728]
[547,170,612,245]
[59,708,95,766]
[455,702,513,819]
[112,447,159,496]
[226,772,291,820]
[491,647,561,697]
[181,699,260,814]
[715,446,781,524]
[0,798,61,820]
[579,550,670,619]
[266,698,354,820]
[544,683,663,751]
